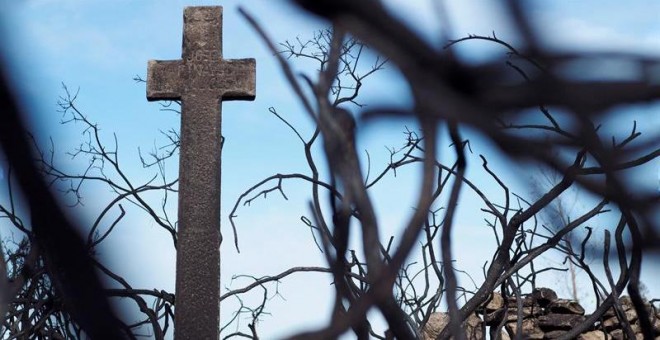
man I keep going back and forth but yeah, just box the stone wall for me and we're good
[420,288,660,339]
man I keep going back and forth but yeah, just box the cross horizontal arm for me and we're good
[146,58,256,101]
[146,60,183,101]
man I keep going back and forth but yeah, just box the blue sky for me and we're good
[0,0,659,338]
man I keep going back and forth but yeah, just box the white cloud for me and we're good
[531,2,660,55]
[381,0,520,46]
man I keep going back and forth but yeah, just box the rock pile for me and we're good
[480,288,660,339]
[420,312,482,340]
[596,295,660,340]
[481,287,588,339]
[420,288,660,339]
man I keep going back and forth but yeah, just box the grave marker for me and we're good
[146,6,256,338]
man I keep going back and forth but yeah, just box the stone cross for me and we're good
[146,6,255,339]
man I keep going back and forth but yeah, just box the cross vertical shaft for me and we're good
[146,6,256,339]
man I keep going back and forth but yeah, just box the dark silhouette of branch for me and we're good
[0,56,126,339]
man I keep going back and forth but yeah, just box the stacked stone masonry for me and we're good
[420,288,660,339]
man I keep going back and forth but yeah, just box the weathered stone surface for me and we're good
[619,296,633,310]
[538,313,586,330]
[483,308,504,326]
[578,330,611,340]
[505,306,542,321]
[630,322,641,334]
[147,8,256,101]
[602,296,648,318]
[609,328,624,340]
[482,292,505,326]
[544,329,568,339]
[146,6,256,340]
[420,313,483,340]
[625,308,639,323]
[439,289,658,340]
[602,316,621,331]
[420,313,447,340]
[532,287,558,308]
[548,299,586,315]
[508,295,537,308]
[604,307,617,318]
[464,315,483,340]
[602,309,640,330]
[485,292,504,311]
[506,318,544,339]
